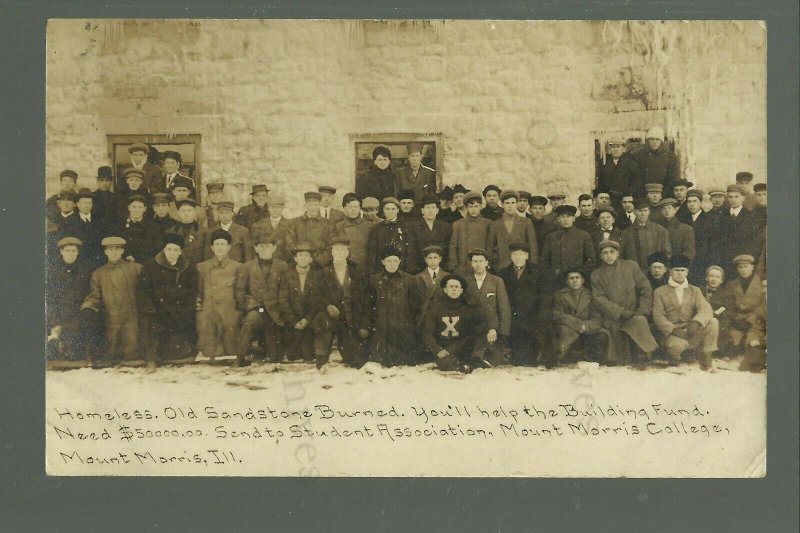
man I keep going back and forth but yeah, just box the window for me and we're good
[352,133,443,193]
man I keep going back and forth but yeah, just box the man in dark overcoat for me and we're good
[630,126,680,198]
[408,193,452,273]
[539,204,596,282]
[365,197,416,274]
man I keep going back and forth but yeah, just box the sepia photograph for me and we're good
[44,19,767,477]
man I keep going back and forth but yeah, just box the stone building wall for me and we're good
[46,20,765,216]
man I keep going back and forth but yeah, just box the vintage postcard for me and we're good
[45,19,766,477]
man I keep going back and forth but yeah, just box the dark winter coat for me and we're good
[46,258,93,330]
[356,166,397,201]
[309,261,370,332]
[366,219,416,274]
[630,143,681,197]
[235,257,289,326]
[368,269,423,365]
[408,218,452,273]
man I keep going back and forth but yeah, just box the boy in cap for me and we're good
[553,267,609,365]
[529,195,558,252]
[646,252,669,290]
[150,192,176,236]
[487,190,538,270]
[356,145,397,201]
[631,126,680,198]
[396,142,436,202]
[202,181,225,227]
[365,196,416,274]
[235,230,289,366]
[47,169,79,224]
[286,191,338,269]
[621,198,671,271]
[481,185,503,221]
[309,236,370,369]
[116,193,160,264]
[114,168,151,222]
[203,200,252,263]
[318,185,345,223]
[725,255,766,365]
[80,236,143,364]
[644,183,666,225]
[719,183,759,275]
[361,197,382,222]
[92,166,115,224]
[335,194,372,268]
[250,194,290,261]
[447,190,491,271]
[397,189,418,223]
[196,229,243,361]
[46,237,93,364]
[461,248,512,367]
[165,198,206,267]
[278,242,321,362]
[591,239,658,369]
[658,198,696,263]
[590,206,625,264]
[127,143,163,193]
[498,242,553,365]
[408,193,452,273]
[539,204,596,281]
[234,184,271,230]
[422,273,488,373]
[652,255,718,370]
[735,171,756,210]
[367,245,423,366]
[575,194,599,233]
[136,233,198,370]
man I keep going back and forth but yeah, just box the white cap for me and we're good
[646,126,665,140]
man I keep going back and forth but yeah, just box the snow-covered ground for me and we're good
[46,355,766,478]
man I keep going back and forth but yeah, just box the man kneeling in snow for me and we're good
[552,266,609,366]
[652,255,719,371]
[422,274,488,373]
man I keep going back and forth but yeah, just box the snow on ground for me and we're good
[46,356,766,478]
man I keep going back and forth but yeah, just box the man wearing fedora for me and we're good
[318,185,346,223]
[235,184,271,230]
[91,166,116,223]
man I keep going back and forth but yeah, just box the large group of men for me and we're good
[45,130,767,374]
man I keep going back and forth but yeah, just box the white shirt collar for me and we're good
[474,271,487,282]
[221,221,232,231]
[668,278,689,289]
[730,206,743,216]
[691,211,702,221]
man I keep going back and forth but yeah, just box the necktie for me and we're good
[432,271,437,282]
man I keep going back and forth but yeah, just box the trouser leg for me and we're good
[238,310,262,360]
[262,315,284,362]
[311,312,335,365]
[338,328,366,368]
[583,331,609,362]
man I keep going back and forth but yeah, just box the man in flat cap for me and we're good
[164,198,206,267]
[408,193,452,273]
[481,185,503,221]
[127,143,164,194]
[397,189,418,224]
[528,195,558,252]
[278,242,322,362]
[590,206,625,264]
[422,273,488,373]
[167,176,205,227]
[46,237,93,364]
[202,200,252,263]
[735,171,757,210]
[235,229,289,366]
[646,251,669,290]
[46,170,79,225]
[543,192,567,224]
[671,179,694,224]
[575,193,599,233]
[487,190,538,270]
[150,192,176,238]
[437,184,468,224]
[202,181,225,227]
[461,248,512,367]
[719,183,759,276]
[516,191,532,218]
[80,236,143,364]
[286,191,338,269]
[234,184,271,230]
[365,197,416,274]
[539,204,596,282]
[598,137,643,212]
[591,239,658,369]
[447,190,492,272]
[631,126,680,198]
[553,266,609,365]
[115,193,160,264]
[498,242,553,365]
[113,168,151,222]
[644,183,666,225]
[659,198,696,264]
[367,245,423,366]
[621,198,671,271]
[652,255,718,370]
[395,142,436,203]
[136,233,198,370]
[50,190,81,245]
[310,236,370,369]
[360,196,382,223]
[356,145,397,201]
[318,185,345,223]
[250,194,290,261]
[196,229,244,361]
[726,255,766,370]
[92,166,116,224]
[161,150,194,195]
